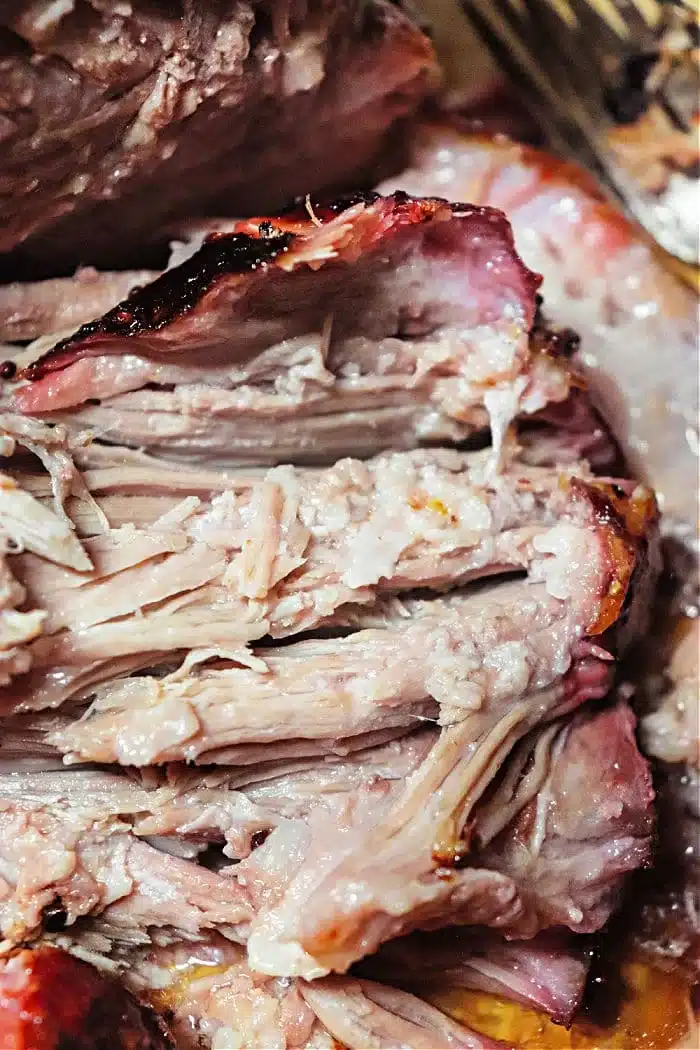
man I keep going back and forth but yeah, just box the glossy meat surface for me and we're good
[380,124,699,539]
[0,946,173,1049]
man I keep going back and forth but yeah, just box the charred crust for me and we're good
[21,191,539,383]
[0,360,16,380]
[22,230,294,381]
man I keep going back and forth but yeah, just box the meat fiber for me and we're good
[8,193,571,465]
[126,938,501,1049]
[0,946,174,1050]
[0,467,90,688]
[379,124,699,542]
[0,1,437,275]
[360,930,593,1027]
[474,701,654,937]
[0,793,251,950]
[5,444,622,716]
[0,270,159,343]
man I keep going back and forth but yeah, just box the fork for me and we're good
[460,0,699,262]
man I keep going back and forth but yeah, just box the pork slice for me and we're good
[361,930,592,1027]
[380,123,699,545]
[0,946,174,1049]
[0,730,435,863]
[0,796,251,951]
[474,700,654,937]
[0,0,436,273]
[13,446,580,635]
[0,269,158,343]
[9,193,572,465]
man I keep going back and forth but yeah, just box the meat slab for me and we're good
[8,193,570,465]
[0,143,674,1042]
[381,120,699,982]
[5,443,620,716]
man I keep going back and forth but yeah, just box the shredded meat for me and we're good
[0,163,672,1044]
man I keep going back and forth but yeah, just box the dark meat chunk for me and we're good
[0,946,174,1049]
[475,700,654,938]
[0,0,436,274]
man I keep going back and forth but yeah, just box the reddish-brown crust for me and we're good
[0,947,174,1050]
[18,192,540,384]
[568,478,659,636]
